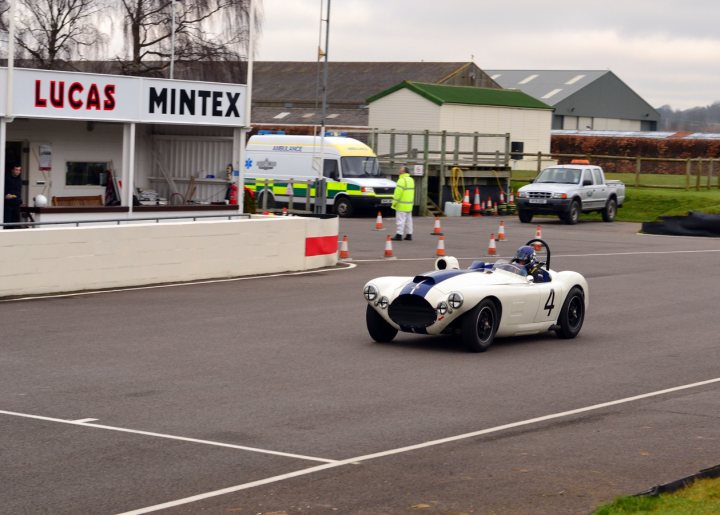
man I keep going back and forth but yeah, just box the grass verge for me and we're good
[595,478,720,514]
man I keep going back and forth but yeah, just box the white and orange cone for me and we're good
[487,233,497,256]
[509,190,515,204]
[430,216,444,235]
[282,207,288,216]
[472,187,482,217]
[461,189,471,216]
[500,190,505,203]
[497,220,506,241]
[493,202,498,216]
[435,235,446,257]
[374,211,384,230]
[339,235,351,261]
[384,235,397,260]
[533,225,543,250]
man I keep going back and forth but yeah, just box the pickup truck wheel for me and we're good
[518,210,533,223]
[602,198,617,222]
[334,197,353,218]
[461,299,498,352]
[366,305,397,343]
[555,287,585,339]
[563,201,580,225]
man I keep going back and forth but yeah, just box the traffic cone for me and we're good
[533,225,543,250]
[384,235,397,260]
[374,211,384,230]
[493,202,498,216]
[497,220,506,241]
[481,199,486,211]
[435,235,446,257]
[471,187,482,217]
[339,235,351,261]
[461,189,471,216]
[487,233,497,256]
[509,190,515,204]
[430,216,444,235]
[500,190,505,203]
[282,207,288,216]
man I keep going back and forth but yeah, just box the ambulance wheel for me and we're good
[334,197,354,217]
[366,305,397,343]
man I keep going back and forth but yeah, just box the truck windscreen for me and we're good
[535,168,581,184]
[341,157,381,178]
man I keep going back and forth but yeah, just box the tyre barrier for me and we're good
[642,212,720,237]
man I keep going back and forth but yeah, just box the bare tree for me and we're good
[14,0,107,69]
[116,0,260,77]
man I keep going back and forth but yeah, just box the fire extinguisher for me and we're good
[228,183,239,205]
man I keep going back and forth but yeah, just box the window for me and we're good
[582,170,594,185]
[66,162,109,186]
[323,159,339,179]
[592,169,604,184]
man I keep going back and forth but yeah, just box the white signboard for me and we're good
[0,68,246,126]
[412,164,424,176]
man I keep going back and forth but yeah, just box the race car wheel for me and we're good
[562,200,580,225]
[518,210,533,223]
[555,286,585,339]
[334,197,354,218]
[602,198,617,222]
[366,305,398,343]
[461,299,498,353]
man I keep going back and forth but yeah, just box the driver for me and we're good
[513,245,548,282]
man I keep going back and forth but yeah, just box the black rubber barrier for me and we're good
[636,464,720,497]
[642,212,720,237]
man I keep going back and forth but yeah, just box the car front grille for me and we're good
[528,191,552,199]
[374,187,394,195]
[388,294,436,329]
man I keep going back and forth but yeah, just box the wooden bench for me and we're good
[51,195,104,207]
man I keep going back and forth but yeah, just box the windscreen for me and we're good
[535,168,581,184]
[341,156,381,178]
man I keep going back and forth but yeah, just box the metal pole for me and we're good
[315,0,330,214]
[238,0,255,214]
[170,0,176,79]
[0,119,6,227]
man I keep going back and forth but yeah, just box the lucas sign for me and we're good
[0,68,246,126]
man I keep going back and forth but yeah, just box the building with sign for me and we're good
[0,67,248,223]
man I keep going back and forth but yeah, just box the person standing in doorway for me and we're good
[4,165,23,228]
[391,165,415,241]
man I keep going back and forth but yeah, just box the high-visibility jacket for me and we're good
[392,172,415,212]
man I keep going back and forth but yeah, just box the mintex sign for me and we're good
[0,68,246,126]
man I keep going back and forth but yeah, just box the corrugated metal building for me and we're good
[486,70,659,132]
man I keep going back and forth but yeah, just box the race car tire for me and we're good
[461,298,498,353]
[366,305,398,343]
[518,210,533,223]
[334,197,354,218]
[555,286,585,339]
[602,198,617,222]
[562,200,581,225]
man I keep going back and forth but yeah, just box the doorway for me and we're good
[5,141,27,204]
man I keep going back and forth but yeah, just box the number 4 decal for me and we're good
[544,289,556,316]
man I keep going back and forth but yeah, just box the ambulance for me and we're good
[244,135,396,217]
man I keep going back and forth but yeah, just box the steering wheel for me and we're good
[524,238,550,270]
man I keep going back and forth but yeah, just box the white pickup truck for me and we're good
[516,162,625,224]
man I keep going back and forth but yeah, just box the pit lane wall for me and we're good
[0,215,339,298]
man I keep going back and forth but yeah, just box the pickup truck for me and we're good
[516,162,625,224]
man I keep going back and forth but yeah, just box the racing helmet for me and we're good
[514,245,536,266]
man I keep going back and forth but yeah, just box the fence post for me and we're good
[472,132,479,167]
[695,158,702,191]
[439,131,447,208]
[634,157,641,187]
[537,152,542,174]
[685,159,691,190]
[707,159,713,189]
[421,130,430,216]
[389,130,396,171]
[287,178,294,211]
[453,134,460,165]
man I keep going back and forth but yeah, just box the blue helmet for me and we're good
[514,245,536,266]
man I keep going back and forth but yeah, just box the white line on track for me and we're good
[118,376,720,514]
[0,262,356,302]
[0,410,338,464]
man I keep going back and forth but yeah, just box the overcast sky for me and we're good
[256,0,720,110]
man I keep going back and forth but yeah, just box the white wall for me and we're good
[0,215,339,298]
[563,116,642,131]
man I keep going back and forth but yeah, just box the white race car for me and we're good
[363,239,588,352]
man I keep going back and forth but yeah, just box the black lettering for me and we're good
[149,87,167,114]
[179,89,195,115]
[225,92,240,117]
[170,88,176,115]
[212,91,223,116]
[198,90,211,116]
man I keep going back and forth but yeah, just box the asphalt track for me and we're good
[1,215,720,514]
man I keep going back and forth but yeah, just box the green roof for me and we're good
[367,81,553,110]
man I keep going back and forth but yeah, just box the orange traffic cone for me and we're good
[533,225,543,250]
[384,235,397,260]
[430,216,444,235]
[471,187,482,217]
[339,235,351,261]
[282,207,288,216]
[435,235,446,257]
[461,189,471,216]
[493,202,498,216]
[509,190,515,204]
[487,233,497,256]
[500,190,505,203]
[481,200,486,211]
[374,211,384,230]
[497,220,506,241]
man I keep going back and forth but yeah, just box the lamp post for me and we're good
[170,0,176,79]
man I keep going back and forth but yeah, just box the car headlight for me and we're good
[437,301,448,316]
[363,284,378,301]
[361,187,374,194]
[377,296,389,309]
[551,192,568,199]
[518,191,528,198]
[448,292,464,310]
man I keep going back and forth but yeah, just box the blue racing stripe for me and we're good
[400,270,473,298]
